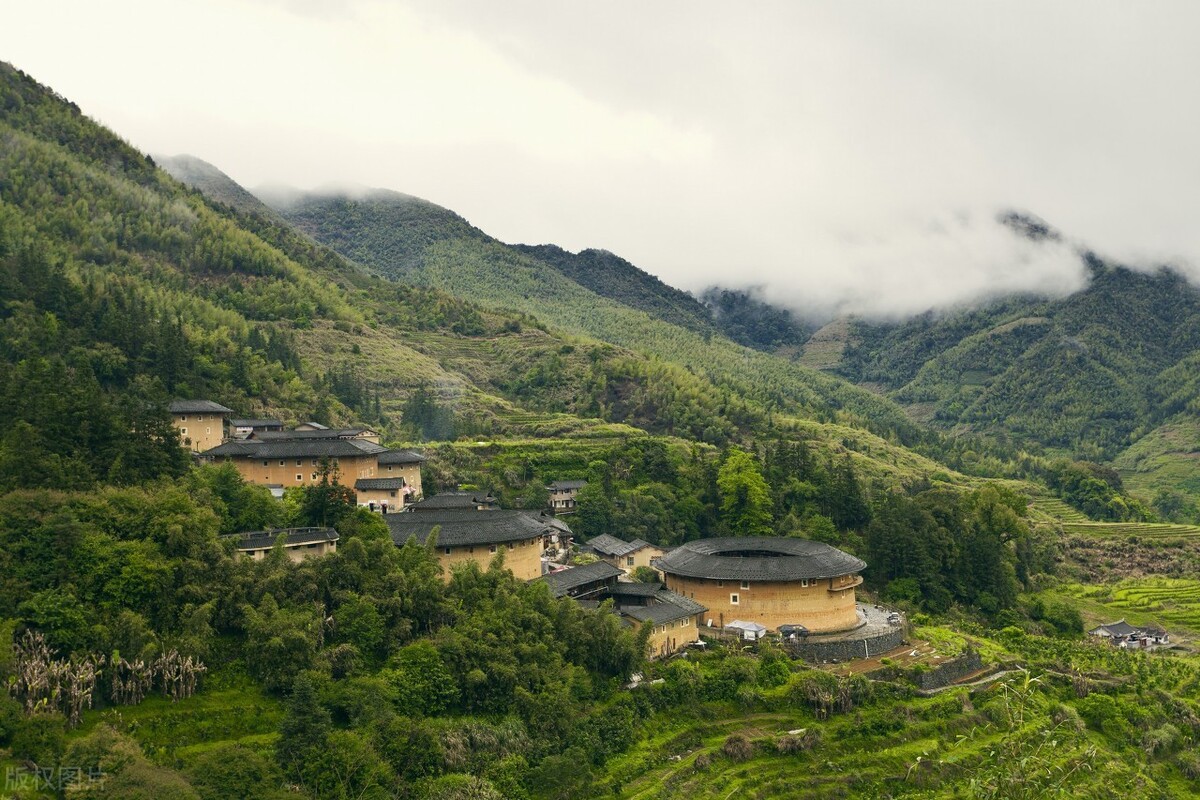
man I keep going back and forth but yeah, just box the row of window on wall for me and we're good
[178,428,211,436]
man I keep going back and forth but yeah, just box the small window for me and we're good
[311,473,318,480]
[801,579,810,588]
[741,580,750,590]
[730,593,739,605]
[262,460,268,467]
[682,617,690,626]
[181,428,188,436]
[468,547,474,554]
[206,427,211,435]
[180,415,188,422]
[717,580,724,588]
[389,490,397,497]
[279,460,285,466]
[312,459,318,466]
[627,556,635,567]
[489,545,498,554]
[297,459,303,466]
[296,474,303,481]
[444,547,451,555]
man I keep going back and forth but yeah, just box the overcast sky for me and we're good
[5,1,1199,318]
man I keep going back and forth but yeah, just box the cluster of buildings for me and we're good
[1088,620,1171,649]
[169,400,425,510]
[179,401,873,660]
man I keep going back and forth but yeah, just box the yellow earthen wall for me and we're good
[379,462,423,498]
[643,614,702,659]
[433,537,544,582]
[223,455,377,489]
[174,414,226,453]
[662,574,859,633]
[241,540,337,562]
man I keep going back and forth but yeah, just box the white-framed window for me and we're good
[206,427,211,435]
[262,460,268,467]
[311,473,318,480]
[801,579,810,588]
[444,547,452,555]
[180,415,187,422]
[297,459,303,466]
[627,556,635,567]
[181,428,188,436]
[489,545,498,554]
[741,580,750,590]
[279,460,285,466]
[312,459,318,466]
[730,593,739,605]
[296,474,303,481]
[682,617,690,626]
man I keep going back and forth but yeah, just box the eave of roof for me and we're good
[654,536,866,581]
[387,509,555,548]
[170,400,234,414]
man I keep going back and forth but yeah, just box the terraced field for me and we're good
[1028,496,1089,523]
[1055,578,1200,635]
[1061,520,1200,539]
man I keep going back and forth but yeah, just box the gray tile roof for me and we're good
[170,400,234,414]
[620,588,707,625]
[355,477,407,490]
[378,450,427,465]
[548,479,588,491]
[606,581,664,598]
[411,492,497,510]
[203,438,387,459]
[230,419,283,428]
[539,561,624,597]
[387,509,557,548]
[222,527,338,549]
[654,537,866,582]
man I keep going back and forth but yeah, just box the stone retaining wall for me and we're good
[912,650,984,690]
[785,626,904,664]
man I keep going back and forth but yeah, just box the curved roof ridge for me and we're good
[655,536,865,581]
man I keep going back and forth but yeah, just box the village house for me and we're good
[1089,620,1171,649]
[170,400,234,453]
[354,477,409,511]
[376,450,425,498]
[585,534,668,573]
[547,479,587,513]
[223,527,339,562]
[201,436,387,489]
[537,568,707,658]
[654,537,866,633]
[386,509,565,581]
[539,560,623,599]
[230,419,284,438]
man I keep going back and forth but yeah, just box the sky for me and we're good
[4,1,1199,319]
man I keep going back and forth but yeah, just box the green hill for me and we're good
[260,188,934,451]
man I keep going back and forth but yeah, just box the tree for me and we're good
[276,673,332,785]
[296,459,357,528]
[717,448,774,536]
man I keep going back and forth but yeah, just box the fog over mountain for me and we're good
[5,1,1198,318]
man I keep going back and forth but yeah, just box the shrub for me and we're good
[721,733,754,762]
[10,712,65,766]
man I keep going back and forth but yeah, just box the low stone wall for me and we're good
[785,626,904,664]
[912,650,984,690]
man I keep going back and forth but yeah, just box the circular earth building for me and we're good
[655,537,866,633]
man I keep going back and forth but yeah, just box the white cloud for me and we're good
[2,1,1198,318]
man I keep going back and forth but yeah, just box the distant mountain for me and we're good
[259,187,932,449]
[699,286,815,354]
[512,244,715,334]
[156,153,278,218]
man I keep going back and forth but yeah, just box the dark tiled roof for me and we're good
[378,450,427,465]
[1092,620,1148,638]
[411,492,497,510]
[606,582,664,598]
[222,527,338,549]
[655,537,866,582]
[621,589,707,625]
[548,479,588,491]
[355,477,407,490]
[230,419,284,428]
[587,534,654,558]
[170,400,234,414]
[252,428,376,440]
[387,509,556,548]
[539,561,624,597]
[203,438,387,459]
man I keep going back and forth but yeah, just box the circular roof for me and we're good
[655,537,866,582]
